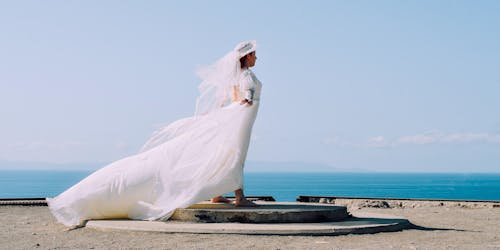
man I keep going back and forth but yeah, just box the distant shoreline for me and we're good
[1,169,500,174]
[2,196,500,205]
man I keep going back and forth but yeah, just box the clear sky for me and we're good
[1,1,499,172]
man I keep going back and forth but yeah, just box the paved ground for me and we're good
[1,203,499,249]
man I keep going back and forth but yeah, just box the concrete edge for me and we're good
[86,215,412,236]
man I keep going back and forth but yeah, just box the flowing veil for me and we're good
[195,40,257,116]
[194,50,242,116]
[140,41,256,153]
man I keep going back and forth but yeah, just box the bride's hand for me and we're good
[240,99,253,106]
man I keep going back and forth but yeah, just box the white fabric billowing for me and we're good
[47,69,262,226]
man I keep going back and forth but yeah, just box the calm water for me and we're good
[1,170,499,201]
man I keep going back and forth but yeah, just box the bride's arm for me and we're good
[240,91,254,106]
[232,85,240,102]
[239,72,255,106]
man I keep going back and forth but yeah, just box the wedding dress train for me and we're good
[47,68,262,226]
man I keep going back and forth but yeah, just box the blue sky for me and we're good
[1,1,499,172]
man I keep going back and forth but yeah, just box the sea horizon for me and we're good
[1,170,499,202]
[1,168,500,174]
[1,165,500,174]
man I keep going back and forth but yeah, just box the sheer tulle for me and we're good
[195,40,256,116]
[47,98,260,226]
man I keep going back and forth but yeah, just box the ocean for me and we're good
[1,170,499,201]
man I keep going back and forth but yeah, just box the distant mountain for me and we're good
[0,160,105,171]
[0,160,368,172]
[244,161,367,173]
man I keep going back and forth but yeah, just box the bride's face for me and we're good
[247,51,257,67]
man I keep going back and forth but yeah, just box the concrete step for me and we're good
[169,202,349,223]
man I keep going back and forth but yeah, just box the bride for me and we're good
[47,40,262,226]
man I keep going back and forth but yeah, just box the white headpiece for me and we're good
[194,40,257,116]
[234,40,257,59]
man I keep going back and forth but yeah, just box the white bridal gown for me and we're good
[47,69,262,226]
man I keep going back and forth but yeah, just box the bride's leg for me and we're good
[211,196,231,203]
[234,188,258,207]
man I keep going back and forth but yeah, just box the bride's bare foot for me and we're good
[235,198,259,207]
[211,196,232,203]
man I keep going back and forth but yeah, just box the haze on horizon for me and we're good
[1,1,499,173]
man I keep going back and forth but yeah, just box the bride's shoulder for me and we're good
[239,68,261,86]
[241,68,258,79]
[238,68,251,80]
[241,68,252,75]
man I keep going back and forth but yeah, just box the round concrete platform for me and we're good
[169,202,349,223]
[86,213,411,236]
[85,202,413,236]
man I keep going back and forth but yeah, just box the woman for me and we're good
[47,40,262,226]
